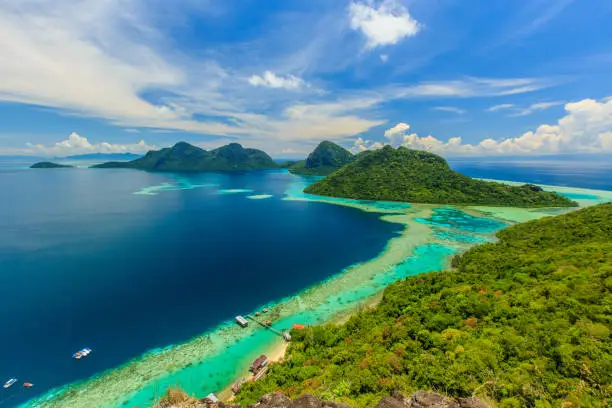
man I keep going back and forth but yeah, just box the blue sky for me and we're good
[1,0,612,157]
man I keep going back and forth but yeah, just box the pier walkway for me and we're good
[245,315,284,337]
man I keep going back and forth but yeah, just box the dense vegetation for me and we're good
[237,204,612,407]
[289,141,353,176]
[305,146,576,207]
[92,142,278,172]
[30,161,73,168]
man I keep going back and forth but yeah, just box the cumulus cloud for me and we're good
[25,132,155,157]
[349,0,421,49]
[248,71,306,90]
[432,106,466,115]
[355,96,612,156]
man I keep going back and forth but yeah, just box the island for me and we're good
[289,141,353,176]
[30,161,74,169]
[236,203,611,407]
[92,142,279,172]
[305,145,577,207]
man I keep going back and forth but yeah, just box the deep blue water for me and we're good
[0,166,401,406]
[449,158,612,191]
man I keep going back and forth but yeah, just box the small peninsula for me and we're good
[30,161,74,169]
[305,145,577,207]
[289,141,353,176]
[92,142,279,172]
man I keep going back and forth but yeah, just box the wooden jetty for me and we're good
[246,315,287,338]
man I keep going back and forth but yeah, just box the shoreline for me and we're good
[218,291,384,403]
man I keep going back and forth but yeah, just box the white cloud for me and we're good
[25,132,155,156]
[0,0,560,154]
[352,137,384,152]
[396,77,552,99]
[433,106,466,115]
[487,101,564,116]
[248,71,306,90]
[384,123,411,139]
[356,96,612,156]
[380,54,389,63]
[510,101,565,117]
[349,0,421,49]
[487,104,515,112]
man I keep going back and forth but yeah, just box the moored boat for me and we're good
[23,382,34,388]
[3,378,17,389]
[235,316,248,327]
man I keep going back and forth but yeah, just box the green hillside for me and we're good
[92,142,278,172]
[237,204,612,407]
[289,141,353,176]
[305,146,576,207]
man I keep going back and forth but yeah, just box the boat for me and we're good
[235,316,248,327]
[73,347,93,359]
[3,378,17,389]
[23,382,34,388]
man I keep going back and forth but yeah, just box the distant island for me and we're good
[289,141,353,176]
[92,142,279,172]
[30,161,74,169]
[305,145,577,207]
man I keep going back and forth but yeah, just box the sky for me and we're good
[1,0,612,158]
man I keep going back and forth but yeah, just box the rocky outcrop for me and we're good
[155,391,489,408]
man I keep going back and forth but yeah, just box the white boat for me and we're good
[235,316,248,327]
[73,347,92,359]
[3,378,17,389]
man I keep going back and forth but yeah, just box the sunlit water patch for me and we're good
[135,180,218,195]
[217,189,255,194]
[246,194,274,200]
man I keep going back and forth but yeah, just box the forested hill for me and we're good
[289,141,353,176]
[236,203,612,407]
[92,142,278,172]
[305,146,576,207]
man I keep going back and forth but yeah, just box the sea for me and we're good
[0,157,610,407]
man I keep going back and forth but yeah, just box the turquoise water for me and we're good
[559,192,600,200]
[415,208,507,232]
